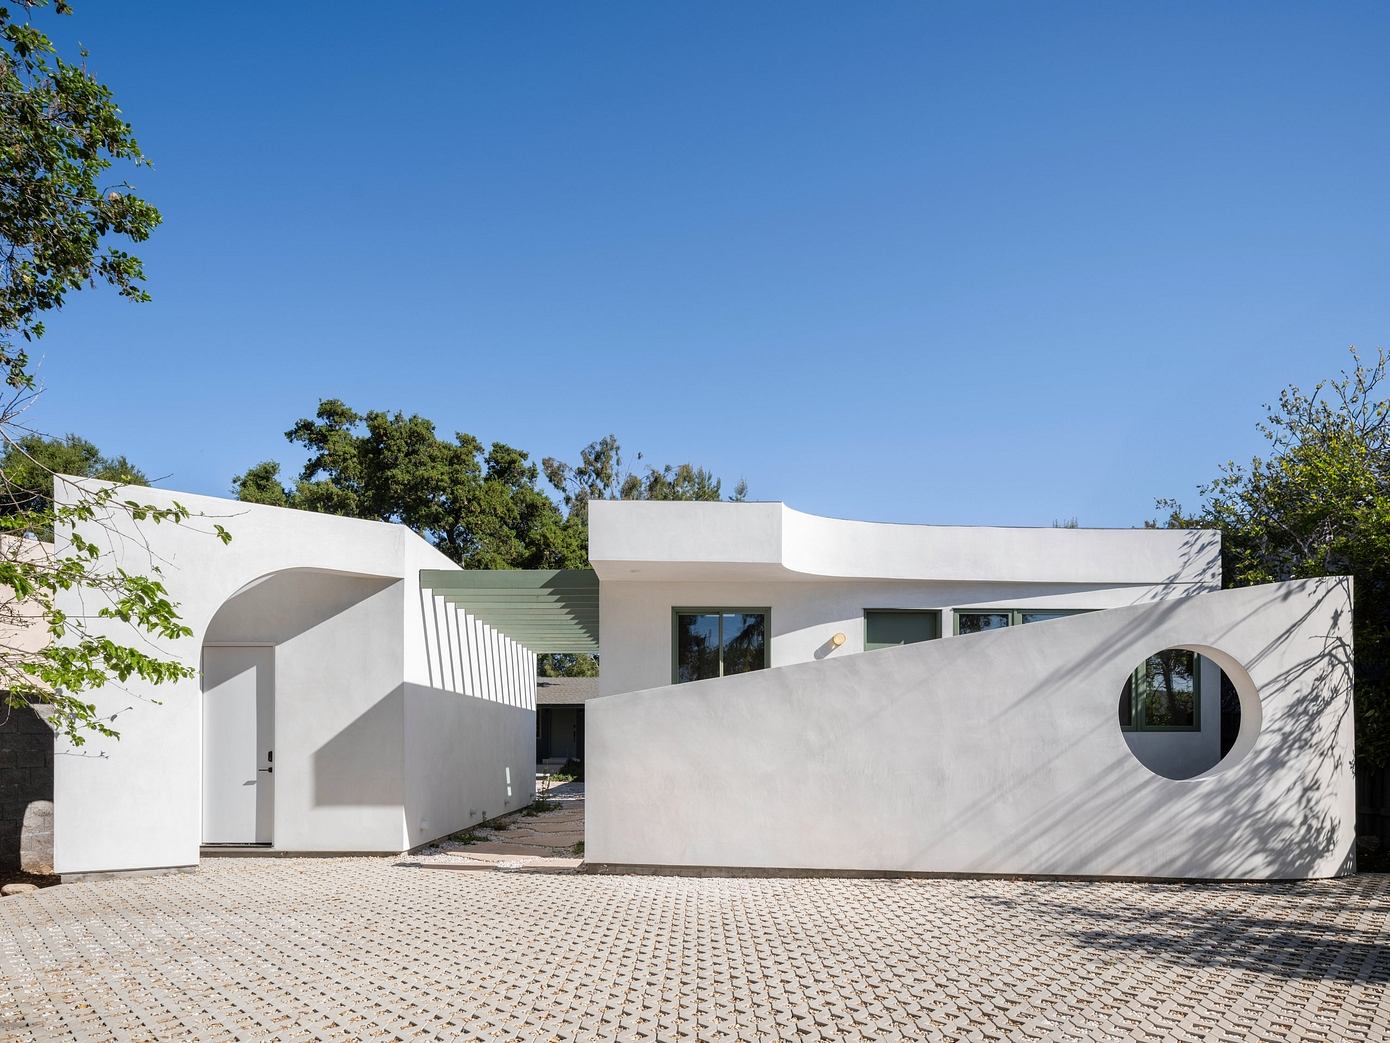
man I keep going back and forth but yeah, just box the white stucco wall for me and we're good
[587,578,1355,880]
[52,480,535,875]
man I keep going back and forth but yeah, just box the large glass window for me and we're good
[1120,649,1200,731]
[864,610,941,650]
[674,609,768,683]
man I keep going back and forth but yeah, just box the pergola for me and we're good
[418,568,599,653]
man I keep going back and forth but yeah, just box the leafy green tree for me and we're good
[234,400,577,569]
[537,652,599,679]
[0,1,160,389]
[0,433,146,536]
[543,434,747,521]
[0,1,225,745]
[1160,347,1390,769]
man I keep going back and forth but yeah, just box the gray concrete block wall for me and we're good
[0,704,54,873]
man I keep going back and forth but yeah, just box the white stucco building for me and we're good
[46,481,1355,881]
[584,502,1354,880]
[52,482,537,879]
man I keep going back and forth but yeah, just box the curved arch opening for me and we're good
[1118,644,1262,781]
[200,568,399,847]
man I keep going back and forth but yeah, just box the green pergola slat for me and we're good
[420,568,597,590]
[439,600,603,609]
[419,568,599,653]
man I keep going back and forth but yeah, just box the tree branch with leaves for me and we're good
[1160,346,1390,769]
[0,0,227,744]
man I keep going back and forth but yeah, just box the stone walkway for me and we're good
[2,860,1389,1041]
[410,779,585,872]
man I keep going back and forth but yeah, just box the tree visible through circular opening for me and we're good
[1118,648,1242,780]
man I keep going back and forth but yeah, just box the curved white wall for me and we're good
[587,579,1354,880]
[590,501,1221,587]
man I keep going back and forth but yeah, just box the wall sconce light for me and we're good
[830,632,846,648]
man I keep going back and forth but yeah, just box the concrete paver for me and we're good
[1,859,1388,1042]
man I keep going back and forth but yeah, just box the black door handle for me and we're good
[258,767,273,774]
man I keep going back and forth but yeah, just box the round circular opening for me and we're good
[1118,648,1245,780]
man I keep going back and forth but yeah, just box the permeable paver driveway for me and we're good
[2,861,1389,1042]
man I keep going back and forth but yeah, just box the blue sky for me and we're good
[28,2,1390,526]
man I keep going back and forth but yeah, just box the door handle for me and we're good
[258,767,273,774]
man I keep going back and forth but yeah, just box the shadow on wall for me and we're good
[204,569,406,814]
[206,569,399,646]
[589,577,1353,882]
[1124,529,1223,605]
[933,579,1354,881]
[311,685,405,808]
[417,586,534,708]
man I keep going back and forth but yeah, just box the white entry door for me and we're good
[202,645,274,844]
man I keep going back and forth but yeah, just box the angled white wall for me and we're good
[587,579,1355,880]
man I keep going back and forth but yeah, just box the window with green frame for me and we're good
[952,608,1090,635]
[672,609,770,683]
[1119,649,1200,731]
[863,609,941,650]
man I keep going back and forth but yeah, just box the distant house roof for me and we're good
[535,676,601,706]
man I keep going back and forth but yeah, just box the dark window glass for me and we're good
[676,613,721,683]
[1119,649,1200,730]
[1135,649,1197,728]
[1020,611,1071,624]
[675,610,767,682]
[864,611,940,650]
[958,612,1010,635]
[721,613,767,676]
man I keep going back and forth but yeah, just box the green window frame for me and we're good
[951,607,1091,634]
[1120,649,1202,733]
[863,609,942,651]
[671,607,771,684]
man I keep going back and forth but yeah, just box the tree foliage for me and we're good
[1161,347,1390,769]
[236,408,751,574]
[542,433,747,517]
[0,432,145,535]
[0,2,221,744]
[234,400,580,569]
[0,0,160,390]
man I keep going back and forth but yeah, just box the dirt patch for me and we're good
[1,870,58,893]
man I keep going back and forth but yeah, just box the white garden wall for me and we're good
[587,579,1355,880]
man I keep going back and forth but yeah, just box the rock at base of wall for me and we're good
[19,800,53,875]
[1,882,38,896]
